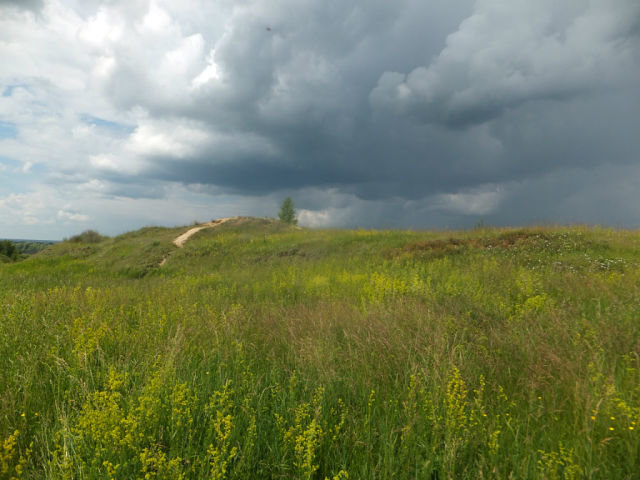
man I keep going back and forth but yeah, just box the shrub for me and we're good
[0,240,18,261]
[67,230,108,243]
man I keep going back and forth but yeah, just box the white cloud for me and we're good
[126,121,212,158]
[190,49,223,89]
[89,154,122,172]
[430,187,503,216]
[139,2,172,34]
[163,33,204,73]
[57,209,90,222]
[77,7,124,47]
[0,191,53,227]
[298,208,347,228]
[23,216,41,225]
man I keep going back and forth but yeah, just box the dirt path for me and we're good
[172,217,236,247]
[159,217,237,266]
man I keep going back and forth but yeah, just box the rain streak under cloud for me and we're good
[1,0,639,239]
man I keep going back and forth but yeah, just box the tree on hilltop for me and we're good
[278,197,298,225]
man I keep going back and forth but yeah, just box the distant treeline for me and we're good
[1,230,109,263]
[15,240,56,255]
[0,239,56,262]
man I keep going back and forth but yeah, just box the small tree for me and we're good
[278,197,297,225]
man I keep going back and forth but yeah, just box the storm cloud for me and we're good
[1,0,639,238]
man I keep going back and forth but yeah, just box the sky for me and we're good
[1,0,639,240]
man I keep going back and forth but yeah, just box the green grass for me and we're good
[1,218,640,478]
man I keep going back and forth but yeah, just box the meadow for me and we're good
[1,217,639,479]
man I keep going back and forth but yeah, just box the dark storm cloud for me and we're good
[371,1,640,127]
[96,0,477,198]
[95,0,639,219]
[3,0,640,235]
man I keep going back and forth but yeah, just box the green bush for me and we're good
[67,230,108,243]
[0,240,18,261]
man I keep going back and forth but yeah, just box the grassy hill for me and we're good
[1,218,639,478]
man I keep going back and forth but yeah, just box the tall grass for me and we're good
[1,220,639,478]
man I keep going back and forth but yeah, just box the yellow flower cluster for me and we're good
[206,380,238,480]
[0,430,30,480]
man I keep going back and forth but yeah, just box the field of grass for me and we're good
[1,217,640,479]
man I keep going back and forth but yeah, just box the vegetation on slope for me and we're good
[1,218,639,478]
[13,240,56,256]
[0,240,19,263]
[2,239,59,261]
[66,229,109,244]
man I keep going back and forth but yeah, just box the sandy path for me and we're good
[159,217,237,266]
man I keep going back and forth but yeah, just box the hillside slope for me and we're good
[28,217,294,278]
[1,221,640,478]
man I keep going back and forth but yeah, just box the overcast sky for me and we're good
[1,0,639,239]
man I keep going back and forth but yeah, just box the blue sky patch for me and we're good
[2,84,28,97]
[0,155,20,167]
[0,122,17,139]
[81,114,134,136]
[0,156,48,194]
[0,162,26,194]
